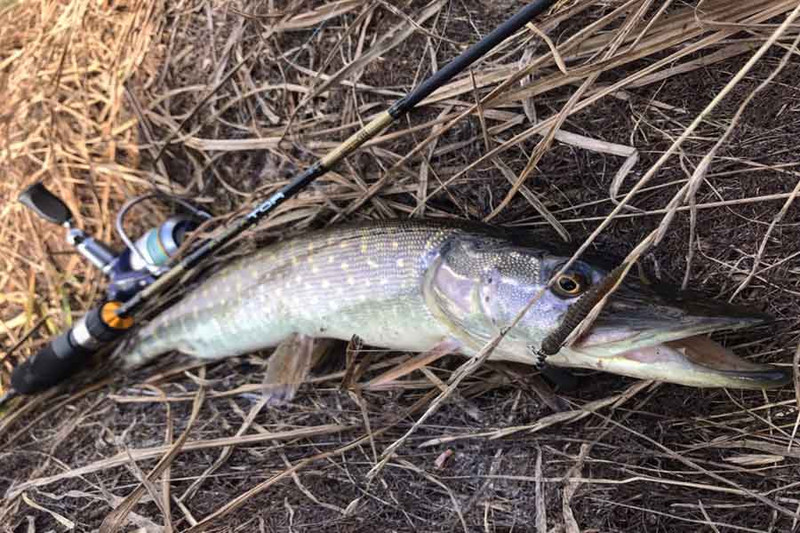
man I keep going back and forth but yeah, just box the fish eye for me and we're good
[553,272,587,298]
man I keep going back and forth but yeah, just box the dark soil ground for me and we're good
[2,1,799,532]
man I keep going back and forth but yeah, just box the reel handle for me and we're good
[19,182,73,225]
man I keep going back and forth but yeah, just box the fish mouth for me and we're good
[551,284,792,389]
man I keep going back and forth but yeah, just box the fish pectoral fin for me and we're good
[263,333,315,405]
[365,338,461,390]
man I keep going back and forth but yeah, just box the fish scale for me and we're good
[123,220,485,367]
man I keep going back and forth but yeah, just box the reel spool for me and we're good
[18,182,210,301]
[127,217,196,273]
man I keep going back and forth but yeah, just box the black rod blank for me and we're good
[390,0,559,116]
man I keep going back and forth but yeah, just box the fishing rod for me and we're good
[3,0,558,406]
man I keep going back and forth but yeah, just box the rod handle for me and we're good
[10,303,133,395]
[10,331,89,394]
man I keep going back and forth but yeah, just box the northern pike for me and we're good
[119,220,791,393]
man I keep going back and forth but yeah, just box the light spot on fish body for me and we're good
[135,222,465,366]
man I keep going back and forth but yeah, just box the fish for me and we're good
[118,219,791,395]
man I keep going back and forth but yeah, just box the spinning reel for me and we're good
[5,183,209,398]
[19,183,210,301]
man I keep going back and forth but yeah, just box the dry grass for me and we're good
[2,0,800,531]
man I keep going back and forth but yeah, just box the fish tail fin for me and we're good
[112,319,173,368]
